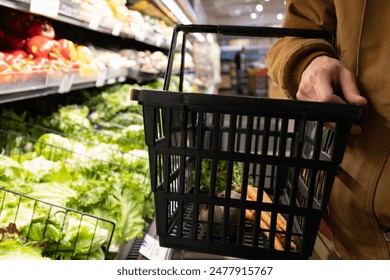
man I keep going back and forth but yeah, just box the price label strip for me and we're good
[139,234,170,260]
[30,0,60,18]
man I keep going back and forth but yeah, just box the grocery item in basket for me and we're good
[198,190,241,238]
[239,185,296,250]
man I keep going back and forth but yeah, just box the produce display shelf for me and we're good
[0,78,124,104]
[0,0,170,50]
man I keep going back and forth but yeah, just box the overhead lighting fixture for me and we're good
[256,4,264,12]
[161,0,191,24]
[251,12,257,19]
[277,13,284,20]
[160,0,205,42]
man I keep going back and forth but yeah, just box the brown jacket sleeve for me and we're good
[266,0,338,98]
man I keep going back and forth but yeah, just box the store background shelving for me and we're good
[0,0,185,260]
[0,0,175,104]
[0,0,288,261]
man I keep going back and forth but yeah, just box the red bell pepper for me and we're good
[26,19,55,39]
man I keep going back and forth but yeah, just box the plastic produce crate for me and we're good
[131,24,365,259]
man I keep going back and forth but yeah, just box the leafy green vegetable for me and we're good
[34,133,75,161]
[0,239,48,260]
[0,196,113,260]
[22,156,70,183]
[46,105,93,137]
[0,82,157,258]
[198,160,250,193]
[0,154,24,183]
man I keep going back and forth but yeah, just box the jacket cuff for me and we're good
[283,43,338,99]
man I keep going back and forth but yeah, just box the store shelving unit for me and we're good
[0,0,171,104]
[0,0,174,260]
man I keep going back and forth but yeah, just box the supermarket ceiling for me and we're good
[197,0,287,26]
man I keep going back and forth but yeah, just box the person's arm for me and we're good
[267,0,366,104]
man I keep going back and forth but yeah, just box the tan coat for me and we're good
[267,0,390,259]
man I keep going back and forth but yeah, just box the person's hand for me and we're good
[298,56,367,135]
[297,55,368,105]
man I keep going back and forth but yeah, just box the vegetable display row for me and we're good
[0,83,163,259]
[0,5,175,103]
[1,0,173,49]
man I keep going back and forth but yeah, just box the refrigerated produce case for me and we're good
[0,0,176,260]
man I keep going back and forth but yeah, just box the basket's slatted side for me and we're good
[313,121,324,160]
[134,89,363,259]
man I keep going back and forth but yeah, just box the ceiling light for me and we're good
[256,4,263,12]
[251,12,257,19]
[160,0,205,42]
[161,0,192,24]
[277,13,284,20]
[161,0,191,24]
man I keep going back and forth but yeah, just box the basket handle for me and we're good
[163,24,335,92]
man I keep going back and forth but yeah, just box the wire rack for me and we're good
[0,187,115,260]
[0,123,152,259]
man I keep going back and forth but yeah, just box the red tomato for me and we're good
[26,35,53,58]
[58,38,77,61]
[10,50,28,59]
[26,19,55,39]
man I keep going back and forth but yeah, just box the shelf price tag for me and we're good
[58,73,75,93]
[155,35,163,47]
[30,0,60,18]
[112,21,122,36]
[139,234,169,260]
[95,70,106,87]
[88,14,101,30]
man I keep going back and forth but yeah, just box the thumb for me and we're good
[339,70,368,105]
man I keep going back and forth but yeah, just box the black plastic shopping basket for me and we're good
[131,24,365,259]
